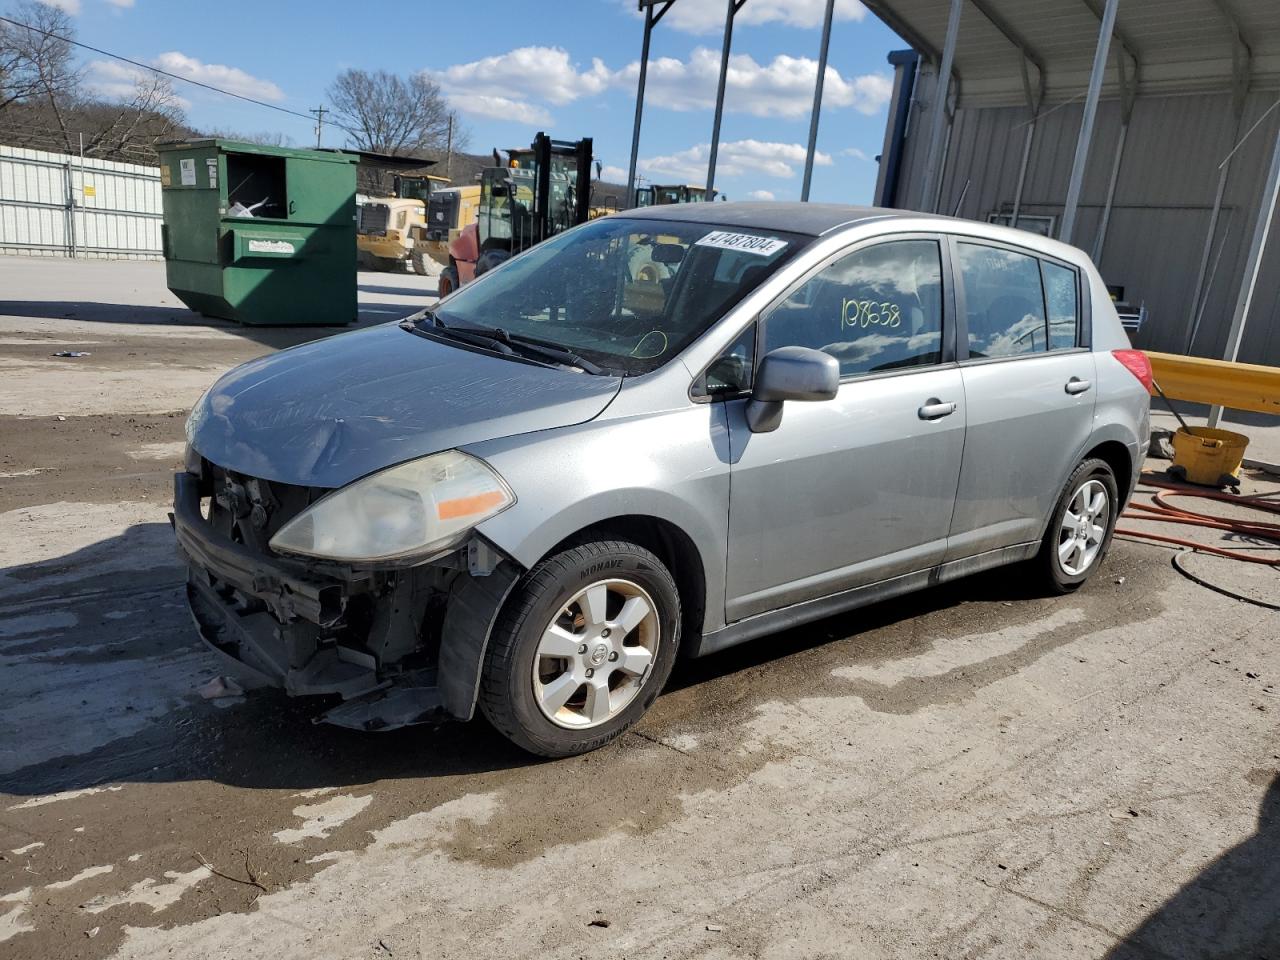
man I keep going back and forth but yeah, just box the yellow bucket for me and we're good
[1169,426,1249,486]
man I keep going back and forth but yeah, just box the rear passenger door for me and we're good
[945,238,1097,560]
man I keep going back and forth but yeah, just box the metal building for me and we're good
[0,145,163,259]
[866,0,1280,368]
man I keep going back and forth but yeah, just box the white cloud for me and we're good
[598,164,628,182]
[436,47,609,106]
[637,0,867,34]
[449,94,552,126]
[84,60,191,109]
[842,147,871,161]
[152,51,285,102]
[434,46,613,128]
[105,0,135,8]
[747,189,776,201]
[45,0,80,12]
[614,48,892,119]
[640,139,833,181]
[433,43,891,128]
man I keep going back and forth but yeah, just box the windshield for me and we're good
[435,217,807,374]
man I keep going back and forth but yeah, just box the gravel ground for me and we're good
[0,256,1277,960]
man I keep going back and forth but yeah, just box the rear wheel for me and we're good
[479,540,681,757]
[1036,458,1119,593]
[410,249,429,276]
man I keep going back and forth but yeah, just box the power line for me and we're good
[0,13,326,128]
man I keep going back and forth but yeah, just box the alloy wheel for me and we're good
[1058,478,1110,576]
[532,578,660,729]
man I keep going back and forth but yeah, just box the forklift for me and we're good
[442,132,593,295]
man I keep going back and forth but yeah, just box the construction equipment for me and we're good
[442,132,593,294]
[635,184,717,206]
[408,183,480,276]
[357,173,449,271]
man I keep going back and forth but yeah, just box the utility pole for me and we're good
[310,106,328,149]
[446,113,454,180]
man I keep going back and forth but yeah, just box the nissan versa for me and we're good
[174,203,1152,757]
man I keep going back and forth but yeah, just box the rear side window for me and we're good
[1041,260,1080,349]
[761,239,944,378]
[956,243,1047,358]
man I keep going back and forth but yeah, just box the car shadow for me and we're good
[1105,774,1280,958]
[1,516,1055,799]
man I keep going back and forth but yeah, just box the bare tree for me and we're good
[0,0,77,112]
[328,68,465,157]
[0,1,190,161]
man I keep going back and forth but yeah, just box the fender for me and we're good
[437,558,523,720]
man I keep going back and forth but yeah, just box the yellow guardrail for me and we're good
[1146,351,1280,416]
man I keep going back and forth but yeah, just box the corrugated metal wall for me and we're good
[892,65,1280,367]
[0,146,162,260]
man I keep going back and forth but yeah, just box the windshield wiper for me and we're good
[403,311,607,375]
[502,333,605,375]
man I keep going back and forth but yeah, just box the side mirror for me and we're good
[746,346,839,433]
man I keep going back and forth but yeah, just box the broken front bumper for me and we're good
[172,471,448,729]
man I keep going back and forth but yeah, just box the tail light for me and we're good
[1112,349,1153,394]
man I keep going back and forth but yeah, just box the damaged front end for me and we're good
[172,457,520,731]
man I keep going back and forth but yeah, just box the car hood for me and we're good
[186,323,621,488]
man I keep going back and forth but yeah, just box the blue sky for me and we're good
[56,0,906,203]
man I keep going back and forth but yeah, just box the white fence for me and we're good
[0,145,163,260]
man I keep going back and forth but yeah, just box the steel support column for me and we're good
[1208,116,1280,426]
[1091,52,1136,262]
[707,0,746,198]
[627,1,676,208]
[1060,0,1118,243]
[800,0,836,201]
[919,0,962,214]
[1184,9,1251,352]
[1011,57,1045,230]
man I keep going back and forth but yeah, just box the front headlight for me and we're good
[269,450,514,562]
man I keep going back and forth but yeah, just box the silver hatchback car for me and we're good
[175,203,1152,756]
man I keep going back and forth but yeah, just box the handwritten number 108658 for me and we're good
[841,299,902,330]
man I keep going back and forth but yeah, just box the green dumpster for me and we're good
[157,139,359,326]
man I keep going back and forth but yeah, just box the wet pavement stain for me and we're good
[0,542,1178,959]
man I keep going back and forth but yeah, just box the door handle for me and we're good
[1065,377,1092,395]
[918,398,957,420]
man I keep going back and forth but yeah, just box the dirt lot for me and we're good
[1,256,1278,960]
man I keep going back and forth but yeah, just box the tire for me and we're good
[1035,458,1119,594]
[438,265,459,297]
[479,540,681,757]
[410,249,428,276]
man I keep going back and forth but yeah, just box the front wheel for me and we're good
[479,540,681,757]
[1036,458,1119,593]
[438,265,459,297]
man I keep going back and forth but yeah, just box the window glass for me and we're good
[956,243,1048,358]
[695,325,755,397]
[1041,260,1079,349]
[435,218,804,374]
[761,240,944,378]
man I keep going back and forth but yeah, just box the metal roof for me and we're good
[863,0,1280,105]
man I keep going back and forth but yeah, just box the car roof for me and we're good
[617,201,942,237]
[617,201,1088,263]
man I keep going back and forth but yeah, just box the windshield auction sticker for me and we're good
[694,231,788,257]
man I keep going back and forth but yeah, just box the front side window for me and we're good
[760,239,944,378]
[956,243,1048,358]
[435,217,806,374]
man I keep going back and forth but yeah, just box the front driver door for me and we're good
[724,237,966,622]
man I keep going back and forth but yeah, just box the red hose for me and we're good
[1116,478,1280,566]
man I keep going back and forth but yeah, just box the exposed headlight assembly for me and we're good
[269,450,514,563]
